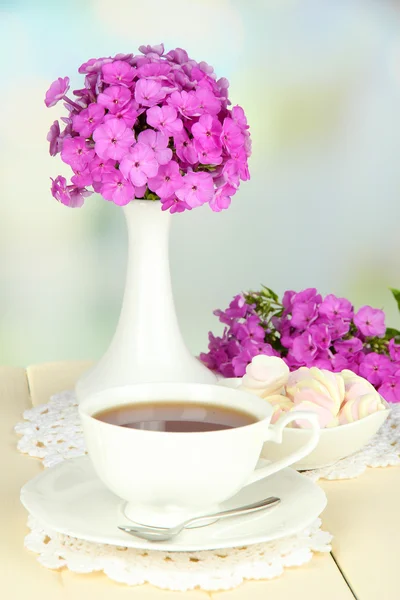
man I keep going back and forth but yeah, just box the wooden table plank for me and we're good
[27,360,93,406]
[20,361,353,599]
[0,366,67,596]
[321,468,400,600]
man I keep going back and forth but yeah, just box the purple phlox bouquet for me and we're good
[200,286,400,403]
[45,44,251,213]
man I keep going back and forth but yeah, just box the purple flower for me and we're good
[359,352,393,386]
[232,348,255,376]
[242,338,278,356]
[101,168,135,206]
[328,319,350,340]
[148,160,182,198]
[290,332,318,365]
[309,324,331,349]
[280,321,294,349]
[93,118,134,161]
[209,184,235,212]
[137,62,171,78]
[165,47,189,64]
[69,186,92,207]
[167,90,199,118]
[192,114,222,150]
[72,103,105,138]
[318,294,353,322]
[197,145,223,166]
[104,101,139,128]
[334,338,363,357]
[47,120,62,156]
[225,295,248,319]
[379,374,400,403]
[219,362,236,378]
[290,302,318,329]
[135,79,166,107]
[232,105,249,130]
[282,290,296,313]
[192,88,221,116]
[174,131,198,164]
[354,306,386,338]
[50,176,90,208]
[138,130,172,165]
[389,338,400,362]
[232,343,277,377]
[119,143,159,187]
[139,43,165,56]
[221,118,244,153]
[176,171,214,207]
[160,195,191,214]
[222,155,247,186]
[61,137,94,170]
[199,351,217,371]
[294,288,322,305]
[233,315,265,343]
[50,175,70,205]
[102,60,135,86]
[45,77,70,107]
[46,47,252,212]
[89,156,116,182]
[97,85,131,114]
[146,105,183,135]
[71,167,92,187]
[79,57,112,74]
[227,339,242,358]
[312,354,333,370]
[330,353,350,372]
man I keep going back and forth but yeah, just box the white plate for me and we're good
[20,456,326,552]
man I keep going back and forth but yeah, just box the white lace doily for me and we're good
[13,392,335,591]
[24,514,330,591]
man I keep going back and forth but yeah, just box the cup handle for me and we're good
[245,410,320,485]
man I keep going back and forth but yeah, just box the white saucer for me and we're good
[20,457,327,552]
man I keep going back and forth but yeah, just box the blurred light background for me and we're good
[0,0,400,366]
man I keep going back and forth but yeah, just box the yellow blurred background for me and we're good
[0,0,400,366]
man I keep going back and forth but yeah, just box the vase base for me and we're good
[75,356,217,402]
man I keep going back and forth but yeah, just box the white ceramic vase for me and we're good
[76,200,216,401]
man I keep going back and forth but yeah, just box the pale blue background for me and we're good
[0,0,400,365]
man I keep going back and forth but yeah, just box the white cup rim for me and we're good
[78,382,273,436]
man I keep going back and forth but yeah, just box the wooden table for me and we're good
[1,361,398,599]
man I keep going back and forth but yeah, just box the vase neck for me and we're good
[111,199,183,358]
[123,200,171,247]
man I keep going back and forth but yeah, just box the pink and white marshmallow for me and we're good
[341,369,376,403]
[239,355,290,398]
[290,386,339,428]
[266,395,294,424]
[338,392,386,424]
[286,367,345,416]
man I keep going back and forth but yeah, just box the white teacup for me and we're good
[79,383,319,526]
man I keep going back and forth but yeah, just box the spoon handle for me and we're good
[184,496,280,528]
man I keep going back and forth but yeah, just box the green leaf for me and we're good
[390,288,400,312]
[144,190,159,201]
[385,327,400,340]
[261,285,279,303]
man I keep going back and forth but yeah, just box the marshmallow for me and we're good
[290,386,338,428]
[340,370,376,404]
[240,355,290,398]
[338,392,386,424]
[287,368,343,417]
[265,394,294,424]
[286,367,311,396]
